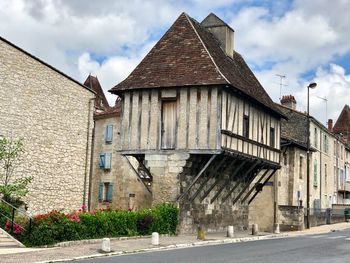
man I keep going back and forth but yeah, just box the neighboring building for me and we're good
[109,13,284,233]
[254,95,349,231]
[333,105,350,204]
[85,75,152,211]
[0,37,95,215]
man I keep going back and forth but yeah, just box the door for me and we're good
[161,100,176,149]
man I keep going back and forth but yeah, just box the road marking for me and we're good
[345,238,350,240]
[327,236,346,239]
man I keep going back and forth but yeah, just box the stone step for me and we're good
[0,228,23,248]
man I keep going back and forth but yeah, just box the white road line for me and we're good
[345,238,350,240]
[327,236,346,239]
[309,235,327,238]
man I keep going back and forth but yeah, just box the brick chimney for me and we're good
[328,119,333,131]
[280,95,297,110]
[201,13,234,58]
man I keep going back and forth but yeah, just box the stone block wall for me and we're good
[278,205,304,231]
[91,115,152,211]
[145,153,250,233]
[0,38,94,215]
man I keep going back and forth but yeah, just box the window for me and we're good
[283,152,288,166]
[299,156,303,179]
[313,159,318,187]
[270,127,275,148]
[105,124,113,143]
[314,128,318,148]
[325,164,328,187]
[243,115,249,139]
[99,153,112,170]
[323,135,328,153]
[98,182,113,203]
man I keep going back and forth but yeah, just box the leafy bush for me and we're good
[16,203,179,247]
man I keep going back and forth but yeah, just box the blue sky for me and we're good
[1,0,350,125]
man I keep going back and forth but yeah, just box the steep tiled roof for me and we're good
[84,75,109,111]
[276,104,308,147]
[333,105,350,135]
[110,13,283,118]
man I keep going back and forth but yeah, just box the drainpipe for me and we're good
[83,98,95,209]
[320,133,322,210]
[87,123,95,211]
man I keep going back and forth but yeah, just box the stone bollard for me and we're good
[197,225,206,240]
[252,224,259,236]
[274,223,280,234]
[227,225,234,238]
[152,232,159,245]
[101,238,111,253]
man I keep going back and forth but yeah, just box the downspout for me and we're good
[83,97,95,209]
[87,123,95,211]
[320,133,322,209]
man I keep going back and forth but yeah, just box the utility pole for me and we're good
[276,74,287,100]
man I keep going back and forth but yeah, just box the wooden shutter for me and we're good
[104,153,112,170]
[107,183,113,202]
[98,183,103,202]
[99,153,105,169]
[161,100,177,149]
[105,124,113,143]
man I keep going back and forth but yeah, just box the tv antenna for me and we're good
[276,74,287,100]
[316,96,328,125]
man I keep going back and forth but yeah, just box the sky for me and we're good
[1,0,350,126]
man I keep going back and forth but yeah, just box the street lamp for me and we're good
[306,82,317,229]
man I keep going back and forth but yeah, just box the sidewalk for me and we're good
[0,222,349,263]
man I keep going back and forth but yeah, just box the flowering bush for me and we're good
[17,203,178,247]
[4,220,23,235]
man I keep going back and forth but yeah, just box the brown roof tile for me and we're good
[84,75,109,111]
[110,12,283,118]
[333,105,350,135]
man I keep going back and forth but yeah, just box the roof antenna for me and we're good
[276,74,287,101]
[316,96,328,126]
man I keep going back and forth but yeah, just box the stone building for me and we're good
[253,95,349,231]
[85,75,152,211]
[109,13,285,233]
[0,37,95,215]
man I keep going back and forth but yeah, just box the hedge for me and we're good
[13,203,178,247]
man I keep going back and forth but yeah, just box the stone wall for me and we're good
[278,205,304,231]
[0,38,94,215]
[145,153,250,233]
[90,115,152,211]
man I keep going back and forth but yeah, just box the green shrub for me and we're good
[17,203,179,247]
[0,203,12,228]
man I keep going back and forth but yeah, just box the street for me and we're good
[78,230,350,263]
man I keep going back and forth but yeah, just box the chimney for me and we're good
[201,13,234,58]
[280,95,297,110]
[328,119,333,131]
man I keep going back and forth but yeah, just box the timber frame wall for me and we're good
[119,86,280,165]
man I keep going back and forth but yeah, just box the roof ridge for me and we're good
[184,14,229,84]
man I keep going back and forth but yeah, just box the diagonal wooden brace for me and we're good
[248,169,277,205]
[240,168,270,204]
[124,155,152,194]
[176,155,217,202]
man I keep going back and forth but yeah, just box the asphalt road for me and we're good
[78,230,350,263]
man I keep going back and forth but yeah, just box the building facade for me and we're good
[109,13,284,233]
[0,37,95,215]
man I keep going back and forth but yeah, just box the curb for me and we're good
[37,233,289,263]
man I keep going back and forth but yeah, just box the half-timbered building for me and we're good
[109,13,285,232]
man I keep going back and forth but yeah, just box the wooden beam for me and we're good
[124,155,152,194]
[221,161,260,203]
[231,166,263,206]
[240,168,270,204]
[177,154,217,202]
[135,156,153,180]
[248,169,277,205]
[210,159,247,204]
[188,156,228,202]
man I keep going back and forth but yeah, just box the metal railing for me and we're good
[0,198,33,235]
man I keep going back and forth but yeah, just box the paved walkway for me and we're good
[0,222,349,263]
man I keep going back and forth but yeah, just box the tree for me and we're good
[0,137,32,206]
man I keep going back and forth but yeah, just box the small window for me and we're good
[243,115,249,139]
[105,124,113,143]
[270,127,275,148]
[99,153,112,170]
[325,164,328,186]
[314,128,318,148]
[299,156,303,179]
[323,135,328,153]
[98,182,113,203]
